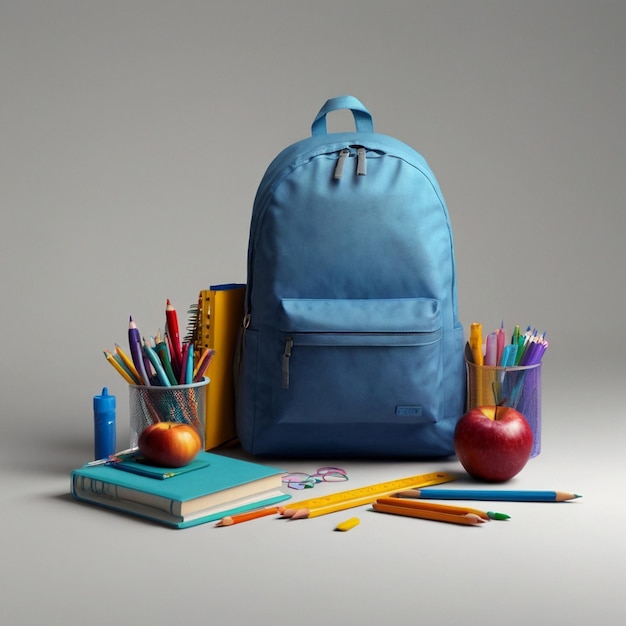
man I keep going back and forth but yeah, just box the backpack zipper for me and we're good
[333,149,350,179]
[281,329,440,389]
[334,146,367,179]
[282,337,293,388]
[356,146,366,176]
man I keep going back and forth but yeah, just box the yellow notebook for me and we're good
[189,284,246,449]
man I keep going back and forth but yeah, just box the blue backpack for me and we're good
[236,95,465,458]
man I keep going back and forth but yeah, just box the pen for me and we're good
[85,447,138,466]
[395,489,582,502]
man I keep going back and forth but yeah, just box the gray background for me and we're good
[2,2,625,625]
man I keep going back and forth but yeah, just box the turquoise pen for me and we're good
[185,342,194,384]
[143,339,171,386]
[396,489,582,502]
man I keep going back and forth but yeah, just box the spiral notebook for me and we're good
[187,284,245,449]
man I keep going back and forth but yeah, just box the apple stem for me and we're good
[495,397,508,421]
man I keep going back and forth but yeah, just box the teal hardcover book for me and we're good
[70,451,290,528]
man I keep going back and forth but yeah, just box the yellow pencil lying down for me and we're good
[372,497,510,525]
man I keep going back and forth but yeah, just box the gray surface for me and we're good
[2,2,625,624]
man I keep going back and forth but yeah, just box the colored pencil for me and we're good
[114,343,142,383]
[215,506,280,527]
[193,348,215,382]
[372,501,485,525]
[142,338,171,386]
[395,489,582,502]
[153,331,178,385]
[376,497,510,520]
[103,350,137,385]
[165,299,182,374]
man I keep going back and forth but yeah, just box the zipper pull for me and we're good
[356,146,366,176]
[282,337,293,389]
[334,149,350,180]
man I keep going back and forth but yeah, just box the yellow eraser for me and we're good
[335,517,360,532]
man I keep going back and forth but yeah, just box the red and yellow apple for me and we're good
[454,406,533,482]
[138,422,202,467]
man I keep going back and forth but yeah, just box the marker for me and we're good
[484,331,497,366]
[496,322,506,365]
[469,323,483,366]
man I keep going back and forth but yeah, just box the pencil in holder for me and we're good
[128,378,209,449]
[465,360,541,457]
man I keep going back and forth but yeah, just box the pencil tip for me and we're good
[488,511,511,520]
[574,494,582,499]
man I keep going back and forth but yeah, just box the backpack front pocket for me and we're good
[275,298,443,426]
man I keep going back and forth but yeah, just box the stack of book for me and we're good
[71,451,290,529]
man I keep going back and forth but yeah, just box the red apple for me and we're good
[454,406,533,482]
[138,422,202,467]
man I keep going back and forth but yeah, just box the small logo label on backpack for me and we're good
[395,405,423,417]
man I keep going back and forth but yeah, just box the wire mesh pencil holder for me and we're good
[466,360,542,457]
[128,378,209,449]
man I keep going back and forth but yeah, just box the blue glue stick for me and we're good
[93,387,116,460]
